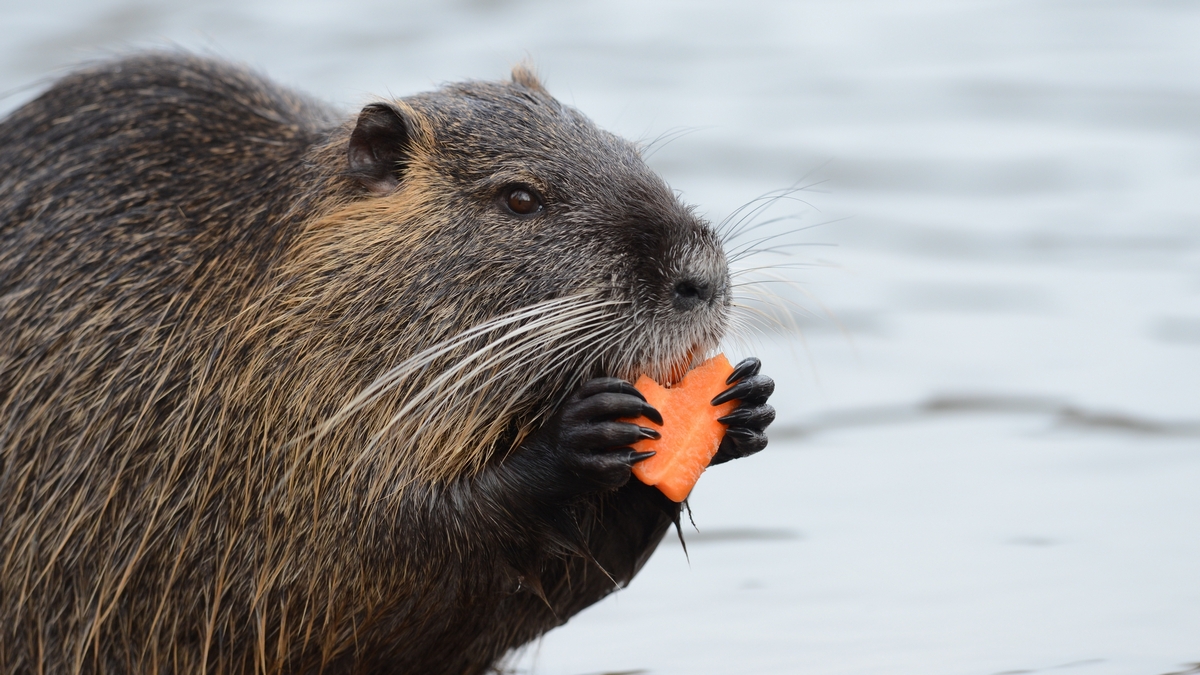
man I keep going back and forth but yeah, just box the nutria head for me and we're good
[266,65,732,484]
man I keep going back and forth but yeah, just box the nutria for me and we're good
[0,53,775,675]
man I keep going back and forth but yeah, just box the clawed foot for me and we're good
[510,357,774,503]
[517,378,663,501]
[711,357,775,465]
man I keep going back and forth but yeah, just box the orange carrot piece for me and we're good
[626,354,738,502]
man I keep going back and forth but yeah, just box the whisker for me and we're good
[720,212,806,246]
[726,214,846,254]
[717,184,814,232]
[727,223,842,263]
[728,241,839,263]
[268,295,625,500]
[368,317,628,495]
[730,262,829,277]
[404,316,623,432]
[440,320,627,448]
[308,295,612,441]
[719,187,825,244]
[730,301,797,335]
[347,303,626,481]
[639,126,707,160]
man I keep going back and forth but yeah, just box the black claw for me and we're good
[710,426,768,466]
[618,380,647,402]
[641,405,664,426]
[628,450,656,464]
[718,404,775,431]
[568,392,661,425]
[726,426,758,443]
[638,426,661,440]
[712,374,774,406]
[577,377,646,402]
[726,357,762,385]
[711,384,742,406]
[717,408,749,426]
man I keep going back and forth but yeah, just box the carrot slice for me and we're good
[626,354,738,502]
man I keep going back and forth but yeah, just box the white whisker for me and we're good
[343,300,628,481]
[369,316,628,497]
[309,295,615,440]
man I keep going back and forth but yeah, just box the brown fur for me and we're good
[0,53,736,674]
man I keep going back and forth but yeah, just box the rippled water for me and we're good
[3,2,1198,674]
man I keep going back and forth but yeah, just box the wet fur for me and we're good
[0,54,745,674]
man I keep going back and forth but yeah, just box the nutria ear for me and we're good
[511,64,548,95]
[348,102,410,195]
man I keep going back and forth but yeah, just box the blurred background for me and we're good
[2,1,1197,674]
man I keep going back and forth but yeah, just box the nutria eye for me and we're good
[504,187,542,216]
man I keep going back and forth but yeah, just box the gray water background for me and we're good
[2,2,1198,674]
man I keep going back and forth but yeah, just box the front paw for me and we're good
[711,357,775,466]
[521,378,663,500]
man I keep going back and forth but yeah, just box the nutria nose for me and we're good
[672,277,716,311]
